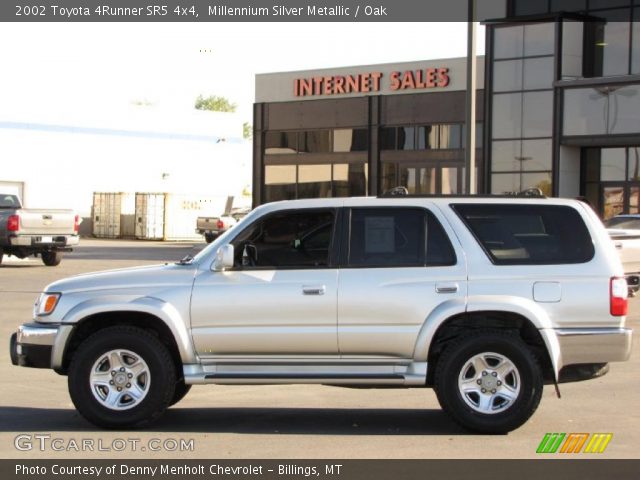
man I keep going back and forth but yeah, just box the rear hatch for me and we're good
[16,209,76,235]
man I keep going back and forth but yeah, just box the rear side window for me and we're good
[453,204,595,265]
[347,208,456,267]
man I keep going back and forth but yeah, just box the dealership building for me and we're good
[254,1,640,219]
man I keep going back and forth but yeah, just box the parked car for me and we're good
[10,196,632,433]
[604,214,640,295]
[0,193,79,266]
[196,207,250,243]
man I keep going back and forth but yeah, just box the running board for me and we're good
[183,361,427,386]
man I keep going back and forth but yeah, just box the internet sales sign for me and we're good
[294,68,450,97]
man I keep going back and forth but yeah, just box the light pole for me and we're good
[464,0,477,194]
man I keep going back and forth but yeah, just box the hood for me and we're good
[45,263,198,294]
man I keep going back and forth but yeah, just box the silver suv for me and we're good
[10,197,633,433]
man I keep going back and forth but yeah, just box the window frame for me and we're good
[340,206,457,269]
[225,207,342,271]
[451,203,596,266]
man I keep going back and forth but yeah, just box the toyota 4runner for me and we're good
[10,196,633,433]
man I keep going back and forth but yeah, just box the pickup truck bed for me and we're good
[0,193,79,266]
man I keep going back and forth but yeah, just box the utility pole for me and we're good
[465,0,477,194]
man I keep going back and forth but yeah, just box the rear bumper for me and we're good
[10,323,72,369]
[556,328,633,366]
[10,235,79,248]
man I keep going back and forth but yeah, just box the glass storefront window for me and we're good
[522,139,553,171]
[439,124,462,149]
[590,10,631,77]
[563,88,608,136]
[522,91,553,138]
[333,129,368,152]
[381,162,397,193]
[603,186,625,219]
[333,163,368,197]
[441,168,459,194]
[600,148,626,181]
[297,164,332,198]
[562,20,584,80]
[492,93,522,139]
[417,125,438,149]
[523,57,555,90]
[633,10,640,74]
[493,60,523,92]
[564,85,640,136]
[264,165,297,202]
[492,140,521,172]
[397,127,415,150]
[524,23,555,57]
[494,26,524,59]
[491,172,552,196]
[264,131,297,154]
[299,130,331,153]
[609,85,640,134]
[629,147,640,181]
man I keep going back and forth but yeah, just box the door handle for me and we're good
[436,283,459,294]
[302,285,326,295]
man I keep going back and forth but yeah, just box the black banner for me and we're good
[3,460,640,480]
[1,0,507,22]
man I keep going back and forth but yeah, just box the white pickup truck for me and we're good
[0,193,79,266]
[605,214,640,295]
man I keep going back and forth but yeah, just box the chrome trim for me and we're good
[16,323,60,346]
[555,328,633,366]
[51,325,74,369]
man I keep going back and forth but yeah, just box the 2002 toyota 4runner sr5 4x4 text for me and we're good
[10,197,633,433]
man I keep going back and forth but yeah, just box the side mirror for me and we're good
[212,244,234,272]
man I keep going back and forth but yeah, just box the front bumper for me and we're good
[10,323,72,369]
[556,328,633,366]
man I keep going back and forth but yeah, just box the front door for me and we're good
[190,208,340,358]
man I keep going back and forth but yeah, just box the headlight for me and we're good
[35,293,61,316]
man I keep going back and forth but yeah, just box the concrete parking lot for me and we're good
[0,239,638,459]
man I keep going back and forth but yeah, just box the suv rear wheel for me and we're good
[68,326,176,428]
[434,330,543,434]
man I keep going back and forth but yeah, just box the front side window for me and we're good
[231,210,335,269]
[347,208,456,268]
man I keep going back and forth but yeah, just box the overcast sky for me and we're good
[0,23,485,125]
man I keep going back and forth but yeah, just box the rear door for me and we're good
[336,204,467,358]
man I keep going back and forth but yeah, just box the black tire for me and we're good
[204,232,217,244]
[434,330,543,434]
[0,247,3,266]
[68,326,176,429]
[169,380,192,407]
[41,251,63,266]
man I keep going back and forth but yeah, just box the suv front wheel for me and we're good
[434,330,543,434]
[68,326,176,429]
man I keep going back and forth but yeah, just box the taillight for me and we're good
[216,219,225,229]
[610,277,628,316]
[74,215,80,233]
[7,214,19,232]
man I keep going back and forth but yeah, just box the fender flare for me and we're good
[413,295,561,380]
[58,296,197,366]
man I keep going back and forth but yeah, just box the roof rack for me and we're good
[377,186,547,199]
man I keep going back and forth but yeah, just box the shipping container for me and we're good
[163,194,227,241]
[92,192,134,238]
[135,193,165,240]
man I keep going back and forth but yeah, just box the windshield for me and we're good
[604,217,640,230]
[0,194,20,208]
